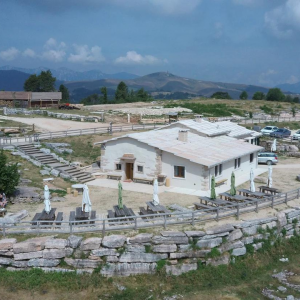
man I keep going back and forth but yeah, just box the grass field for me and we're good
[1,235,300,300]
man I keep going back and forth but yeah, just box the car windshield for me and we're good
[264,127,272,130]
[296,130,300,134]
[276,129,284,132]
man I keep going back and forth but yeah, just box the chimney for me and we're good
[178,129,189,142]
[195,115,203,123]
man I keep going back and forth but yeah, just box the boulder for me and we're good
[43,249,67,259]
[242,225,257,235]
[80,238,102,251]
[196,238,222,249]
[207,254,230,267]
[220,241,244,252]
[125,245,145,253]
[119,253,168,263]
[152,244,177,253]
[102,235,126,248]
[242,236,254,245]
[14,251,43,261]
[67,235,83,249]
[0,238,17,251]
[166,263,197,276]
[231,247,246,256]
[0,210,28,225]
[277,212,287,227]
[152,236,189,245]
[129,233,153,244]
[28,259,60,267]
[206,224,234,235]
[45,239,67,249]
[12,260,28,268]
[227,229,243,242]
[0,257,13,265]
[13,236,52,254]
[64,258,101,269]
[91,248,119,257]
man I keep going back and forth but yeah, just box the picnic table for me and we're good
[113,205,135,218]
[238,189,270,198]
[146,201,171,214]
[31,208,57,226]
[219,192,234,200]
[199,196,230,207]
[75,207,89,220]
[258,186,280,195]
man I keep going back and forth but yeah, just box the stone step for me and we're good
[24,150,42,155]
[39,160,58,164]
[67,169,82,175]
[66,171,83,176]
[57,166,76,172]
[46,163,66,168]
[80,176,94,183]
[75,173,92,179]
[31,153,53,158]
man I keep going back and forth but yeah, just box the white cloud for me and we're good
[115,51,164,65]
[265,0,300,39]
[0,47,20,61]
[286,75,299,84]
[23,48,36,58]
[258,69,278,86]
[68,45,105,63]
[42,38,66,62]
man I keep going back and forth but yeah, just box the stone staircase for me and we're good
[17,144,94,183]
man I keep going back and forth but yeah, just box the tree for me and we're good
[59,84,70,103]
[266,88,285,102]
[101,87,108,104]
[239,91,248,100]
[80,94,101,105]
[252,91,265,100]
[115,81,128,102]
[23,70,56,92]
[293,97,300,103]
[291,107,296,117]
[211,92,232,99]
[0,150,20,196]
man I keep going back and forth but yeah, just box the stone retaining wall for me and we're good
[0,208,299,276]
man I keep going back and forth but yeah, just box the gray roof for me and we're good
[96,127,263,168]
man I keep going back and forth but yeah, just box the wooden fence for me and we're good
[2,188,300,237]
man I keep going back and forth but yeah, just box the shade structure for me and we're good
[211,176,216,199]
[118,181,123,209]
[271,139,277,152]
[82,184,92,213]
[44,185,51,214]
[268,165,273,188]
[250,168,255,193]
[230,172,236,196]
[153,178,160,206]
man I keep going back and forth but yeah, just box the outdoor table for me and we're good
[219,192,233,200]
[39,208,56,221]
[258,186,280,195]
[238,189,269,198]
[199,197,230,207]
[75,207,89,220]
[146,201,171,214]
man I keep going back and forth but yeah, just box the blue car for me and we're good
[269,128,291,138]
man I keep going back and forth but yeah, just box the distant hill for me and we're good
[64,72,271,102]
[0,65,139,81]
[277,82,300,94]
[0,70,31,91]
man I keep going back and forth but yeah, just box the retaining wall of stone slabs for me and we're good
[0,208,299,276]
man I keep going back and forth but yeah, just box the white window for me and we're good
[115,163,122,171]
[137,165,143,173]
[174,166,185,178]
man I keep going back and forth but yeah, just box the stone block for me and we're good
[80,238,102,251]
[28,259,60,267]
[0,238,17,251]
[64,258,101,269]
[220,241,244,252]
[45,239,67,249]
[119,253,167,263]
[43,249,67,259]
[206,224,234,235]
[0,250,13,257]
[152,236,189,245]
[253,243,263,251]
[12,260,28,268]
[231,247,246,256]
[40,170,50,176]
[129,233,153,244]
[91,248,118,256]
[184,231,206,238]
[101,263,157,277]
[41,267,75,273]
[14,251,43,261]
[67,235,83,249]
[242,236,254,245]
[227,229,243,242]
[169,250,209,259]
[287,210,300,219]
[50,169,60,177]
[200,232,229,239]
[106,256,119,263]
[126,245,145,253]
[152,244,177,253]
[196,238,222,249]
[0,257,13,265]
[242,225,257,235]
[166,263,197,276]
[13,237,51,254]
[161,231,186,237]
[60,173,71,180]
[102,235,126,248]
[207,254,230,267]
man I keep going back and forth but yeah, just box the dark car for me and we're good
[269,128,291,138]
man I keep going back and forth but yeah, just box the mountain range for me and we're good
[0,65,139,81]
[276,82,300,94]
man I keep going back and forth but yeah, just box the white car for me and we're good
[292,130,300,140]
[260,126,278,135]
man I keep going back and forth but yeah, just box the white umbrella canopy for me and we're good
[268,165,273,188]
[250,168,256,192]
[44,185,51,214]
[153,178,160,206]
[271,139,277,152]
[82,184,92,213]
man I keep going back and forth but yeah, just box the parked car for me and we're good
[260,126,278,135]
[258,152,278,165]
[269,128,291,138]
[292,130,300,140]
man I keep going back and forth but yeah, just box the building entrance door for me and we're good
[126,163,134,180]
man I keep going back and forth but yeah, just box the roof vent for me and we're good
[195,115,203,123]
[178,129,189,142]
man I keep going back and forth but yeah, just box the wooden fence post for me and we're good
[134,217,137,230]
[285,193,288,204]
[192,212,195,226]
[256,201,258,213]
[102,219,106,237]
[69,221,72,234]
[297,188,300,199]
[271,196,274,208]
[2,223,5,237]
[236,204,240,219]
[163,215,167,229]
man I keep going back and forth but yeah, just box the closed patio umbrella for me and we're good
[44,185,51,214]
[118,181,123,209]
[153,178,160,206]
[82,184,92,213]
[211,176,216,199]
[250,168,255,193]
[230,172,236,196]
[271,139,277,152]
[268,165,273,188]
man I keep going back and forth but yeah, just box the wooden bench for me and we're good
[90,210,96,224]
[215,179,227,187]
[107,174,122,180]
[139,207,156,219]
[194,203,217,211]
[133,177,154,185]
[31,213,41,226]
[69,211,75,225]
[55,212,63,227]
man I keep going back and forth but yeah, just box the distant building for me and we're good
[0,91,62,108]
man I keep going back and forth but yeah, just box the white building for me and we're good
[96,123,263,193]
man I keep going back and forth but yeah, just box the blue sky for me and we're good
[0,0,299,87]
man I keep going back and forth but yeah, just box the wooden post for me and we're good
[192,212,195,226]
[69,221,72,234]
[2,223,5,237]
[236,204,240,219]
[297,188,300,199]
[102,219,105,237]
[271,196,274,208]
[134,217,137,230]
[163,214,167,229]
[285,193,288,204]
[256,201,258,213]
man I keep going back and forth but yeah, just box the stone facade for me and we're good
[1,208,300,276]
